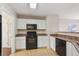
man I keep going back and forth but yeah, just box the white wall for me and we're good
[59,19,79,32]
[46,15,59,51]
[46,15,59,34]
[0,4,2,13]
[1,4,16,54]
[0,4,1,14]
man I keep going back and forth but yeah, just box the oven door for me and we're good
[26,32,37,50]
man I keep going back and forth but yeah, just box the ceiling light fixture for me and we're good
[29,3,37,9]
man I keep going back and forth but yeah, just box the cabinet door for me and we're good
[67,42,79,56]
[67,42,73,56]
[16,37,26,49]
[38,36,49,48]
[71,43,79,56]
[50,37,56,51]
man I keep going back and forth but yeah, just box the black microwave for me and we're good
[27,24,37,30]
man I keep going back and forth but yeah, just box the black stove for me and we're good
[26,24,37,50]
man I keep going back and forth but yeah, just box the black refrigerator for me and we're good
[0,15,2,56]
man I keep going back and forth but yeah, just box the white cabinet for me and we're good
[17,19,47,29]
[67,42,79,56]
[16,37,26,49]
[67,42,73,56]
[37,20,47,29]
[50,36,56,51]
[16,36,49,49]
[38,36,49,48]
[72,45,79,56]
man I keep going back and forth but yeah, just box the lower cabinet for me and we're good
[16,37,26,49]
[16,36,49,50]
[67,42,79,56]
[38,36,49,48]
[50,37,56,51]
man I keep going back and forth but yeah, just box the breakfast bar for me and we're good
[50,32,79,55]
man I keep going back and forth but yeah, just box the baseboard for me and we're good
[38,47,47,49]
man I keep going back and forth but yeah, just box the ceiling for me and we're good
[7,3,79,19]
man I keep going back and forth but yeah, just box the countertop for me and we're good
[50,32,79,53]
[16,29,48,37]
[50,32,79,44]
[16,33,48,37]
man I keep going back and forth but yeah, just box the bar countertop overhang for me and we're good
[50,32,79,53]
[50,32,79,44]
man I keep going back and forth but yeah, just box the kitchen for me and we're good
[0,3,79,56]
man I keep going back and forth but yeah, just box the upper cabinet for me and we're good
[17,19,47,29]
